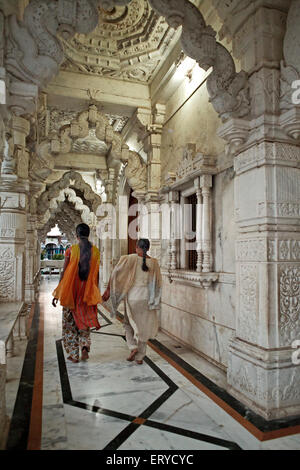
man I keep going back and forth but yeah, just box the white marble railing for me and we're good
[0,302,25,364]
[0,301,27,448]
[41,259,64,274]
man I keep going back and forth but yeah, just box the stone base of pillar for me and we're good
[227,337,300,420]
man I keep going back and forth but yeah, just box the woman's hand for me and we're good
[102,289,110,302]
[52,298,58,308]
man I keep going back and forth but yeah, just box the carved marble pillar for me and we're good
[169,191,179,271]
[147,105,165,198]
[144,104,165,263]
[130,191,143,240]
[215,0,300,421]
[194,180,203,273]
[200,175,212,273]
[25,181,43,304]
[102,235,112,289]
[226,141,300,421]
[0,115,30,302]
[25,214,37,303]
[145,195,161,262]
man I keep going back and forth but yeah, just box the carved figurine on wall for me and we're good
[1,131,16,175]
[122,151,147,192]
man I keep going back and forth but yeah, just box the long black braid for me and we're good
[76,223,92,281]
[137,238,150,272]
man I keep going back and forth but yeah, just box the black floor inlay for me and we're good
[6,303,40,450]
[148,339,300,434]
[56,311,241,450]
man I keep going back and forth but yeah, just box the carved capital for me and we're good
[5,0,99,89]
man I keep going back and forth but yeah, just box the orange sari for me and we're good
[52,244,102,330]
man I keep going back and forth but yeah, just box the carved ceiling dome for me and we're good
[60,0,177,83]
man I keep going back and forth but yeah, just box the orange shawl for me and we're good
[52,244,102,309]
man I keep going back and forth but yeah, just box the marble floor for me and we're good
[5,276,300,450]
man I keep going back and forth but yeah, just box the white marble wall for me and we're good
[160,167,236,370]
[161,276,235,370]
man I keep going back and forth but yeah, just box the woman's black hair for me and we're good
[137,238,150,272]
[76,223,92,281]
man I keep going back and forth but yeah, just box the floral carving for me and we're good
[0,249,15,300]
[279,265,300,346]
[238,264,257,344]
[236,239,266,262]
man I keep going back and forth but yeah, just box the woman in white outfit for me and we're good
[102,239,162,364]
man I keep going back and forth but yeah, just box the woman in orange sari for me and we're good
[52,223,102,363]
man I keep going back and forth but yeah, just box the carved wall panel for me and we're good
[238,263,258,344]
[279,264,300,346]
[0,246,15,301]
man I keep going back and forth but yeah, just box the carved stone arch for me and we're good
[148,0,251,122]
[39,187,96,227]
[38,197,88,242]
[37,170,102,216]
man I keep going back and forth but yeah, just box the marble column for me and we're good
[218,1,300,420]
[145,104,166,263]
[102,236,112,289]
[169,191,179,271]
[194,180,203,273]
[25,214,38,303]
[200,175,212,273]
[0,115,30,302]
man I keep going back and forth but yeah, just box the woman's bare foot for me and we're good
[67,356,79,363]
[81,347,89,360]
[127,349,138,361]
[136,359,143,365]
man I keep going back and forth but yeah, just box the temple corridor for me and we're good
[1,0,300,453]
[3,277,300,451]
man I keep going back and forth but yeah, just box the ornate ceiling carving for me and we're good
[59,0,177,83]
